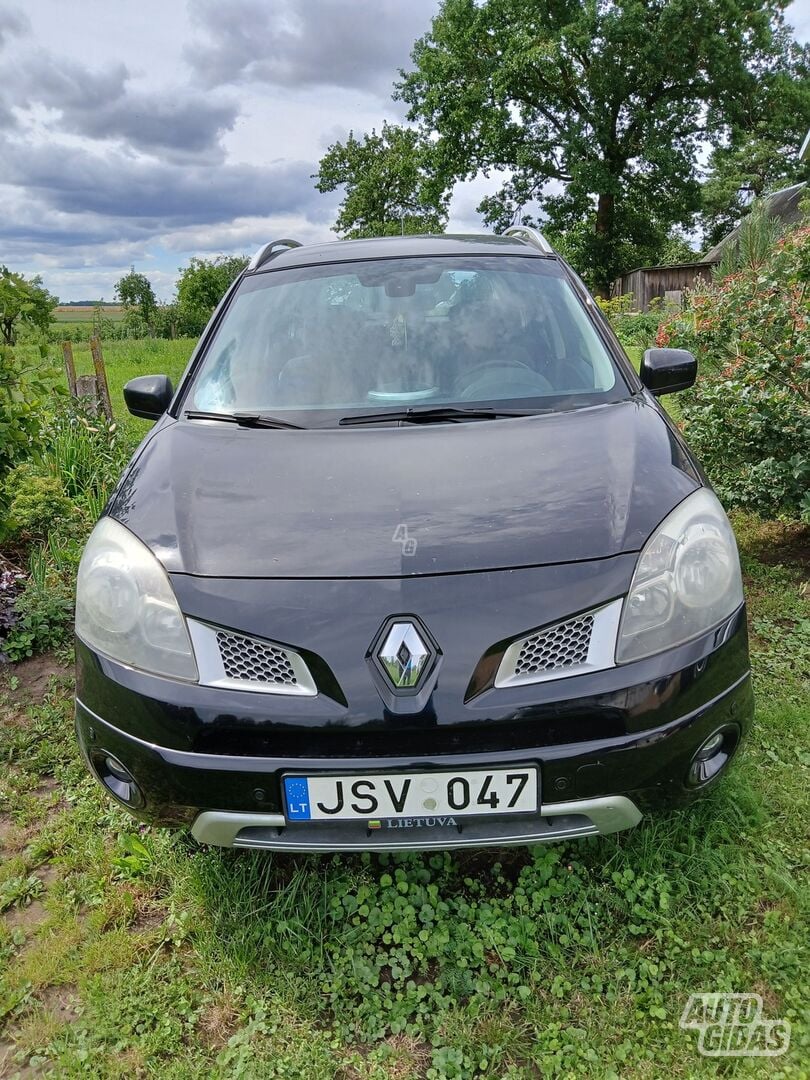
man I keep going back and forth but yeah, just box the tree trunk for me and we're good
[596,191,614,236]
[593,191,616,297]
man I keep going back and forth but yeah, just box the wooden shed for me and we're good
[610,262,715,312]
[612,180,807,312]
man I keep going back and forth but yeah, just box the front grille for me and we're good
[493,599,622,689]
[186,619,318,696]
[515,613,594,675]
[215,630,298,687]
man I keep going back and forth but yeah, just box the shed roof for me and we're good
[702,182,806,264]
[615,261,710,277]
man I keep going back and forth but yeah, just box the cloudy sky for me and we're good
[1,0,809,302]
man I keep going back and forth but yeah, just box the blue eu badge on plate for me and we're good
[284,777,311,820]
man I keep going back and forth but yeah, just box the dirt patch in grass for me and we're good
[0,1042,39,1079]
[34,865,59,890]
[3,899,46,933]
[38,985,80,1025]
[0,653,71,706]
[753,525,810,569]
[0,820,39,857]
[130,903,165,935]
[2,864,60,933]
[737,518,810,572]
[197,994,241,1051]
[340,1035,431,1080]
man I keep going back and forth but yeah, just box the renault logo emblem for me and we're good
[377,621,432,689]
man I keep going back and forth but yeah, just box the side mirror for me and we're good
[123,374,174,420]
[640,348,697,396]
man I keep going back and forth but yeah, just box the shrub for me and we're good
[4,468,79,542]
[658,219,810,521]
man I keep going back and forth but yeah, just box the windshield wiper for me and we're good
[185,410,305,430]
[338,406,538,427]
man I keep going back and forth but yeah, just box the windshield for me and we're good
[188,255,627,423]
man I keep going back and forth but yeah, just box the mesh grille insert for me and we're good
[514,613,594,675]
[215,630,298,686]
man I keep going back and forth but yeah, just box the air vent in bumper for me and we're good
[494,598,623,688]
[187,620,316,696]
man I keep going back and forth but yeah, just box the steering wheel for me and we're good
[456,358,554,400]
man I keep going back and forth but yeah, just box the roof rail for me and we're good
[247,238,303,272]
[503,225,554,255]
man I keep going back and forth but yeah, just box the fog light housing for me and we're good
[91,751,144,808]
[686,726,739,788]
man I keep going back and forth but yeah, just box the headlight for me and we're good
[616,489,743,663]
[76,518,198,680]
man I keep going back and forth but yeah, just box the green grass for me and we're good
[0,515,807,1078]
[17,338,196,443]
[624,345,642,368]
[67,338,196,441]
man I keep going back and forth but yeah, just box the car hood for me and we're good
[109,398,700,578]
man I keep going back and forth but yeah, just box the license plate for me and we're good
[283,766,538,822]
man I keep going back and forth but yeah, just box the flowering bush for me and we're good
[658,221,810,521]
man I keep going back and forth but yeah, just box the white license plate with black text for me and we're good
[283,767,538,823]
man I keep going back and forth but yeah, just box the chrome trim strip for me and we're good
[494,598,623,688]
[190,795,642,850]
[187,619,317,697]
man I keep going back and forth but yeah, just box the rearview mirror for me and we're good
[640,348,697,396]
[124,374,174,420]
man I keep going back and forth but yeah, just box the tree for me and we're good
[175,255,248,336]
[397,0,800,293]
[114,268,157,329]
[0,266,57,345]
[699,59,810,250]
[314,122,449,238]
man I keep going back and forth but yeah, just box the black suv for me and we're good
[74,229,752,851]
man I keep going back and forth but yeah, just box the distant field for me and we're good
[53,305,125,323]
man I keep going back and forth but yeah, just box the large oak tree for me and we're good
[395,0,801,291]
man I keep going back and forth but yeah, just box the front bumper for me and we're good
[75,620,753,850]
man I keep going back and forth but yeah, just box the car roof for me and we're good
[247,233,556,273]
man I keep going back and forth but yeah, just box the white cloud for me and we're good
[185,0,436,95]
[159,214,334,256]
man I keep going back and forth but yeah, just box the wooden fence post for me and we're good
[89,337,113,421]
[75,375,99,413]
[62,341,77,396]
